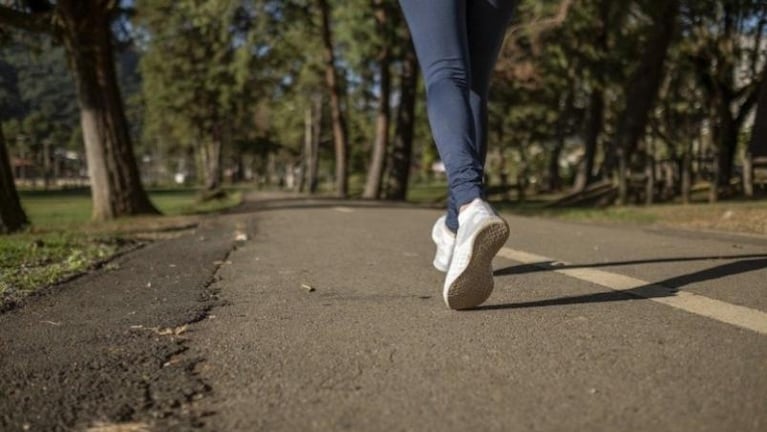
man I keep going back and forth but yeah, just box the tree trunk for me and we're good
[617,149,628,204]
[317,0,349,198]
[645,153,655,205]
[299,97,322,194]
[362,2,393,199]
[547,139,563,192]
[299,105,312,193]
[715,109,738,191]
[744,66,767,197]
[611,0,678,204]
[575,1,608,190]
[574,89,603,191]
[748,65,767,158]
[201,136,223,192]
[58,1,158,221]
[548,91,572,192]
[385,41,418,201]
[309,96,322,194]
[681,142,692,204]
[0,124,28,234]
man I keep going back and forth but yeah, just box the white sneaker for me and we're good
[431,215,455,272]
[443,199,509,310]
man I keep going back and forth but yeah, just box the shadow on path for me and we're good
[477,257,767,311]
[493,253,767,276]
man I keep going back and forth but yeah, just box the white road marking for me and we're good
[332,207,355,213]
[497,247,767,335]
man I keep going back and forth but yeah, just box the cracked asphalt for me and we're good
[0,219,239,431]
[1,193,766,431]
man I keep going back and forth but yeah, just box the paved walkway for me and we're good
[2,193,766,431]
[194,195,767,431]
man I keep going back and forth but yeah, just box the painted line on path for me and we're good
[332,207,355,213]
[497,247,767,335]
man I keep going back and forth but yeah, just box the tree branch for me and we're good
[0,5,54,35]
[507,0,575,37]
[737,83,762,127]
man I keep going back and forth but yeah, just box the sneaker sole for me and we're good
[444,219,509,310]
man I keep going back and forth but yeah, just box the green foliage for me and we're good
[1,0,764,202]
[0,37,80,160]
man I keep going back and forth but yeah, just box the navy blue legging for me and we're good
[399,0,515,232]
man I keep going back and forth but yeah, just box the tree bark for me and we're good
[309,96,322,194]
[575,1,608,191]
[200,136,223,192]
[715,107,738,191]
[748,65,767,158]
[58,1,158,220]
[363,0,392,199]
[547,91,572,192]
[610,0,679,204]
[681,140,692,204]
[744,67,767,197]
[299,96,322,194]
[699,5,765,191]
[317,0,349,198]
[385,41,418,201]
[645,150,655,205]
[574,88,603,191]
[299,105,312,193]
[0,124,28,234]
[547,139,563,192]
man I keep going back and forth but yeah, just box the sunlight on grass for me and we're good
[18,187,242,229]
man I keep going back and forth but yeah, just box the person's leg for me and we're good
[466,0,516,166]
[398,0,482,232]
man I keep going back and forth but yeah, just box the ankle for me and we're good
[459,198,483,214]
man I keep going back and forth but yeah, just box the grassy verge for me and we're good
[407,182,767,236]
[0,232,128,310]
[19,187,243,229]
[0,187,244,310]
[495,198,767,235]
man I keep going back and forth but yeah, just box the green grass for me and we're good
[407,181,448,204]
[1,187,245,309]
[19,187,243,229]
[408,181,767,233]
[0,232,124,310]
[500,204,660,225]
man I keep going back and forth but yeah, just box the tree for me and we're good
[0,124,28,234]
[362,0,393,199]
[138,0,253,193]
[749,65,767,158]
[572,0,613,192]
[744,63,767,197]
[0,1,158,220]
[385,37,418,201]
[689,0,767,199]
[317,0,350,198]
[609,0,679,204]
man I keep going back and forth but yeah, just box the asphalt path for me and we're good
[193,195,767,431]
[1,194,766,431]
